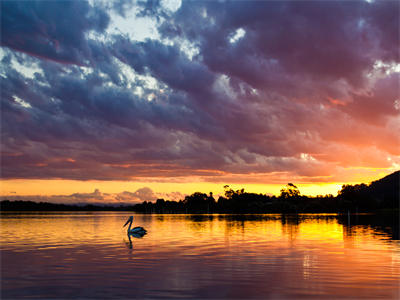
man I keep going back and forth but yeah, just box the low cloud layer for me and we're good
[1,187,185,205]
[1,0,399,187]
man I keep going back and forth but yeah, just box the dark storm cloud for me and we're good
[113,38,215,98]
[1,0,109,64]
[161,0,398,94]
[1,0,399,183]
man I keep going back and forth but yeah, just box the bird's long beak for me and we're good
[123,219,130,227]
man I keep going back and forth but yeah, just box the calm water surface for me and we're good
[1,212,399,299]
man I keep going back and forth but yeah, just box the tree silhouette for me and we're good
[280,183,300,199]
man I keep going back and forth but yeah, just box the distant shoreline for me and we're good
[0,202,398,214]
[0,200,136,212]
[1,171,398,214]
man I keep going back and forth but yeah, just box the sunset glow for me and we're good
[1,0,399,204]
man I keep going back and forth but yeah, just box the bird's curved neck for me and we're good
[127,219,133,231]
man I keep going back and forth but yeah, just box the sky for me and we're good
[1,0,399,204]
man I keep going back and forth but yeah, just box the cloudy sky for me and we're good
[1,0,399,204]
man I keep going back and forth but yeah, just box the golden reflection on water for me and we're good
[1,212,399,298]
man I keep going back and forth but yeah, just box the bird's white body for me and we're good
[124,216,147,235]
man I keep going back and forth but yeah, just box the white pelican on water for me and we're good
[123,216,147,235]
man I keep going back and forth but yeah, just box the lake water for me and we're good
[1,212,399,299]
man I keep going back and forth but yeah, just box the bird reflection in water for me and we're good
[125,231,147,249]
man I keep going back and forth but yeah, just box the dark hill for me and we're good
[369,170,399,207]
[337,170,399,211]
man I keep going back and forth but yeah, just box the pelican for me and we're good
[123,216,147,235]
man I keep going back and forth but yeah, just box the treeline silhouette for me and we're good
[1,171,398,213]
[134,171,399,213]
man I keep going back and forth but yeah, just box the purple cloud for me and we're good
[1,0,399,185]
[1,0,109,65]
